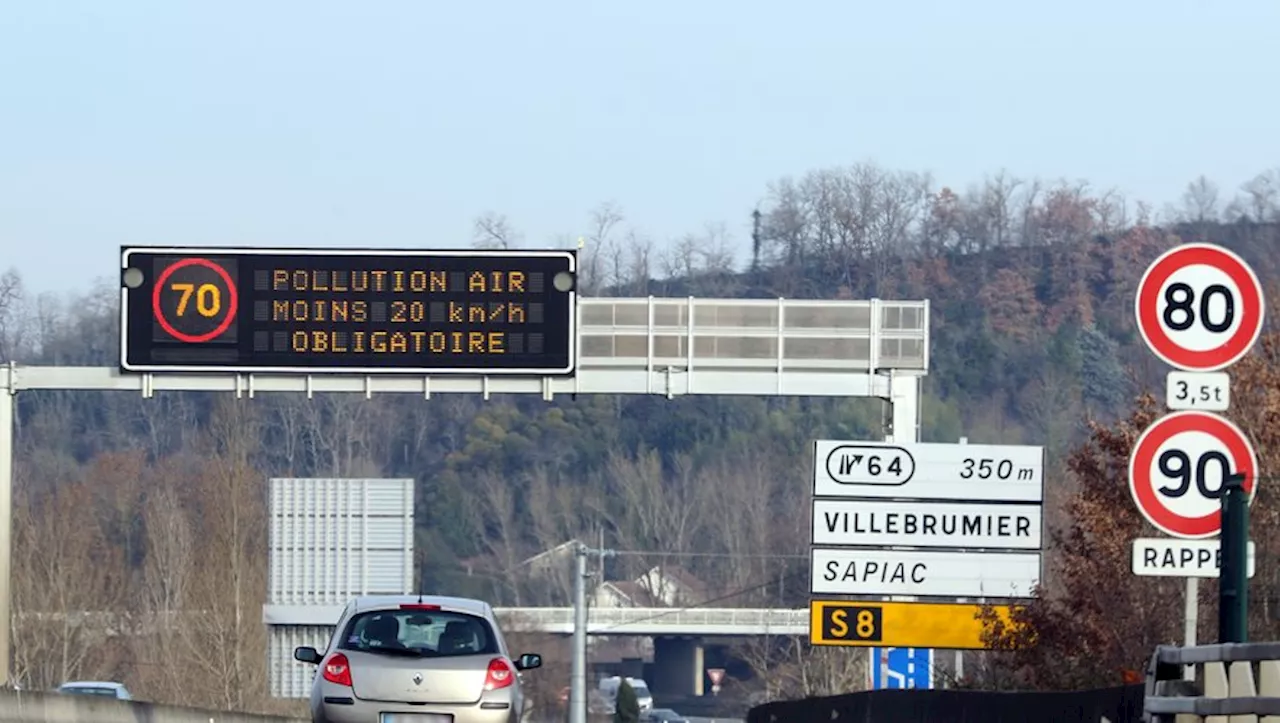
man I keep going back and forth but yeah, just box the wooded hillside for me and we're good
[2,163,1278,705]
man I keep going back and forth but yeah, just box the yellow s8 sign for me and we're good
[817,603,883,643]
[809,600,1014,650]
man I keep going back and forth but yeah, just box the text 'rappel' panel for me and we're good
[813,440,1044,502]
[808,600,1017,649]
[119,247,577,375]
[809,548,1041,599]
[1131,538,1256,578]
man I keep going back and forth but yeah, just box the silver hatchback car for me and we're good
[294,594,542,723]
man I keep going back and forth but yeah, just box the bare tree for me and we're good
[589,450,709,562]
[734,636,868,701]
[700,448,806,605]
[0,268,28,362]
[297,395,389,477]
[177,398,270,710]
[468,471,530,605]
[579,202,625,296]
[524,467,599,605]
[133,469,196,698]
[1227,170,1280,222]
[11,478,127,690]
[472,211,523,249]
[658,224,740,295]
[621,231,655,295]
[1180,175,1220,225]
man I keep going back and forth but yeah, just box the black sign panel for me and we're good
[119,247,577,375]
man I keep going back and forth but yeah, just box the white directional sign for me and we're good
[1128,410,1258,540]
[1134,242,1265,373]
[813,440,1043,502]
[1132,538,1256,579]
[810,548,1040,598]
[1166,371,1230,412]
[810,499,1043,550]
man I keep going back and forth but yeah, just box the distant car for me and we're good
[56,681,133,700]
[599,675,654,712]
[644,708,688,723]
[293,594,542,723]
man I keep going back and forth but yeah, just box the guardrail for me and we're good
[0,690,303,723]
[747,686,1142,723]
[1144,642,1280,722]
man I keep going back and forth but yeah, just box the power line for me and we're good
[494,547,807,575]
[606,550,803,560]
[593,569,810,634]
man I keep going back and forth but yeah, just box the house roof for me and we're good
[598,581,659,607]
[641,565,710,596]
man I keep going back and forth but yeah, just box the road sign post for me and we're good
[1131,241,1265,655]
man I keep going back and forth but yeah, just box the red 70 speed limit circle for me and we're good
[1134,242,1265,372]
[1128,410,1257,539]
[151,257,239,343]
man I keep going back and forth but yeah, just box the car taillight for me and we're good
[323,653,353,687]
[400,603,441,611]
[484,658,514,691]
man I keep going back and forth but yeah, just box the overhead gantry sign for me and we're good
[0,245,933,691]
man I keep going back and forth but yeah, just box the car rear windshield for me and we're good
[339,608,500,657]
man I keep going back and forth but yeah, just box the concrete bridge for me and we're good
[262,604,809,636]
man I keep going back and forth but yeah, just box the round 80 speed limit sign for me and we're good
[1128,410,1258,539]
[1134,242,1265,372]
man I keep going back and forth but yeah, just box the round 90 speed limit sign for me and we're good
[1134,242,1265,372]
[1128,410,1258,539]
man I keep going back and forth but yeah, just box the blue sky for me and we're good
[3,0,1278,293]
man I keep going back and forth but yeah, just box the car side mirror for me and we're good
[294,646,322,665]
[515,653,542,671]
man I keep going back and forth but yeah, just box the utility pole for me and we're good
[570,542,614,723]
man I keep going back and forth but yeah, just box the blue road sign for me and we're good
[870,647,933,690]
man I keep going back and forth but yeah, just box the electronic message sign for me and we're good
[119,247,577,375]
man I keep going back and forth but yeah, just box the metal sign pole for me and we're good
[0,366,13,688]
[1182,578,1197,680]
[569,546,588,723]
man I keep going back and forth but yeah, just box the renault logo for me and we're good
[412,673,423,686]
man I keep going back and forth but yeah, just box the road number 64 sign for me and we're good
[1134,243,1265,372]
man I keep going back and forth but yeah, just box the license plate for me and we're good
[379,715,451,723]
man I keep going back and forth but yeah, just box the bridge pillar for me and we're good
[651,636,704,697]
